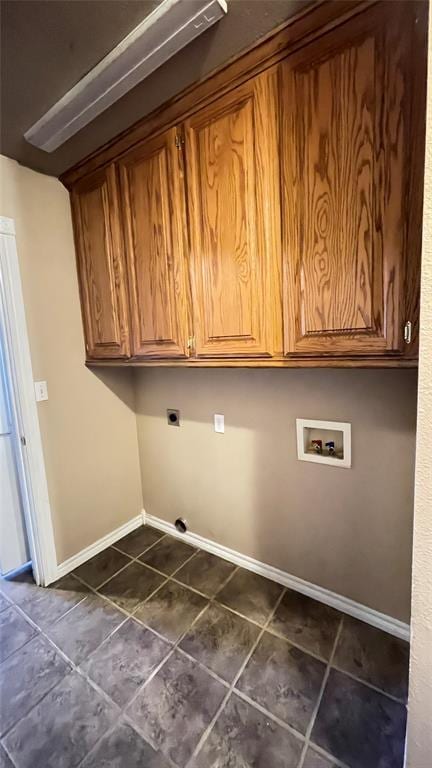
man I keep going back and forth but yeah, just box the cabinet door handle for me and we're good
[404,321,412,344]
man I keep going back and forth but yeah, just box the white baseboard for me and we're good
[144,511,410,642]
[56,514,143,580]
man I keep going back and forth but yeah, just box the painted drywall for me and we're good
[134,367,417,623]
[0,155,142,563]
[405,5,432,762]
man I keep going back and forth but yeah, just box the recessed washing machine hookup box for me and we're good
[296,418,351,468]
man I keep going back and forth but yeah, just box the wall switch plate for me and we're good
[34,380,48,402]
[214,414,224,433]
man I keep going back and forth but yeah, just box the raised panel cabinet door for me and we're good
[71,165,130,359]
[119,128,190,358]
[184,69,282,357]
[280,4,414,357]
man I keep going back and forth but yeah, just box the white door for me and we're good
[0,312,29,575]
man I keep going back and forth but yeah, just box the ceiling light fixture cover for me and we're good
[24,0,227,153]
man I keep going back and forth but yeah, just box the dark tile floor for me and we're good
[0,526,409,768]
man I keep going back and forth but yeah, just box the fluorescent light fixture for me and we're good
[24,0,227,152]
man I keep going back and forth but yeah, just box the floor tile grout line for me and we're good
[76,531,172,592]
[30,580,93,630]
[73,597,217,768]
[2,574,405,768]
[73,718,123,768]
[305,741,351,768]
[0,590,14,609]
[123,598,213,714]
[0,606,40,667]
[265,624,330,664]
[119,716,178,768]
[209,562,240,593]
[2,539,408,766]
[1,600,129,734]
[168,562,241,604]
[186,586,289,767]
[168,564,240,602]
[97,574,172,622]
[135,539,200,578]
[4,549,406,727]
[1,609,169,763]
[328,663,408,705]
[76,613,134,667]
[114,588,332,754]
[164,547,204,579]
[0,635,36,670]
[148,562,409,707]
[233,687,307,743]
[0,608,320,768]
[4,555,409,711]
[65,539,240,639]
[80,548,408,709]
[111,531,168,559]
[70,573,137,621]
[70,543,239,641]
[2,584,89,640]
[75,536,408,699]
[174,645,231,688]
[91,559,140,591]
[6,585,398,768]
[297,616,345,768]
[86,538,201,596]
[0,740,16,767]
[87,545,237,628]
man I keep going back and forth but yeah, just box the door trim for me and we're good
[0,216,57,585]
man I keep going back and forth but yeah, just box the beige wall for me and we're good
[134,367,417,623]
[406,5,432,762]
[0,155,142,563]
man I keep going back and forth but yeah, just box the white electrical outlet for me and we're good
[214,414,224,433]
[34,380,48,402]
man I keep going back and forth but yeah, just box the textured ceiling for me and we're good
[1,0,309,177]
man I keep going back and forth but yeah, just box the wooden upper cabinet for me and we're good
[119,128,190,358]
[66,2,424,368]
[184,69,282,357]
[280,4,415,357]
[71,165,129,359]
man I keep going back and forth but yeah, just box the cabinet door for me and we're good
[71,166,129,359]
[280,5,412,357]
[184,70,282,358]
[119,128,190,358]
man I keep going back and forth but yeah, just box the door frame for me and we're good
[0,216,57,585]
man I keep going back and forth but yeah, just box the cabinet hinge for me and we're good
[175,135,184,149]
[187,336,195,350]
[404,321,412,344]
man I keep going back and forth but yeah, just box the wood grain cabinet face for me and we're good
[184,70,282,357]
[280,7,413,357]
[71,166,129,359]
[119,128,190,358]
